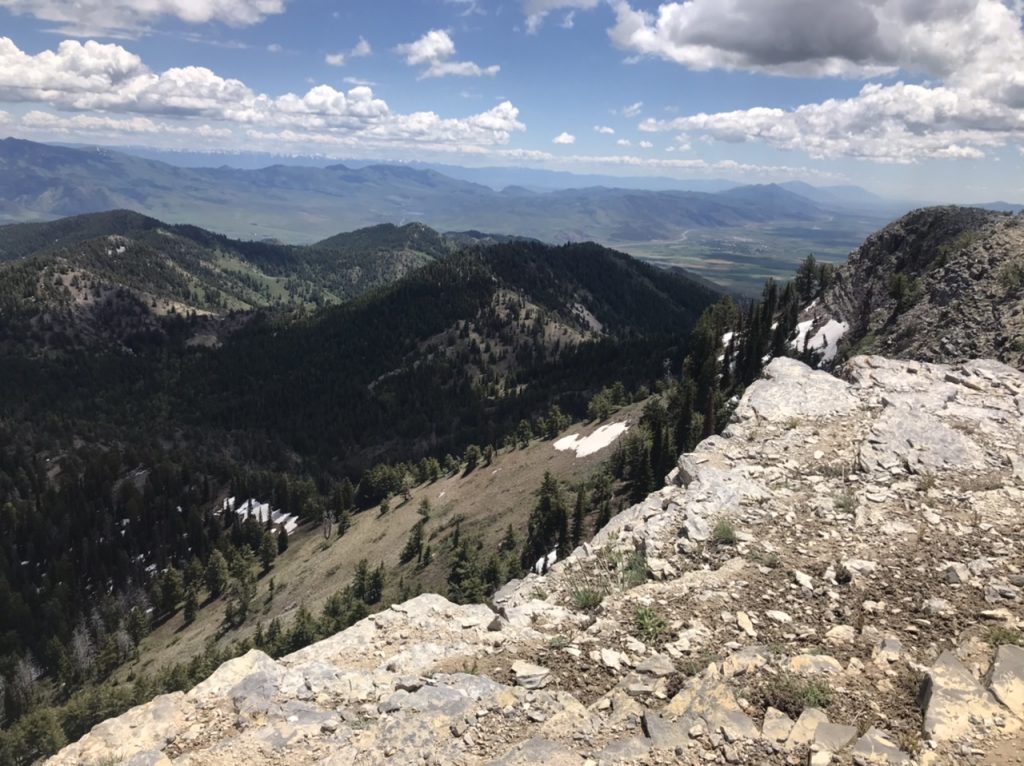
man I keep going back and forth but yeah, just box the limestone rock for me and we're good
[761,707,794,743]
[920,650,1019,740]
[511,660,551,690]
[852,727,911,765]
[990,644,1024,719]
[814,721,858,751]
[785,708,829,750]
[663,669,760,742]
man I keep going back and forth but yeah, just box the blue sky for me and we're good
[1,0,1023,200]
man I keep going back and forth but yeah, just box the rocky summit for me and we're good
[808,207,1024,369]
[49,355,1024,766]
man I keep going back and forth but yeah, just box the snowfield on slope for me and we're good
[553,422,629,457]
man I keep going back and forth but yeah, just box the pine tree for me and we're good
[277,525,289,553]
[522,472,568,568]
[183,586,198,624]
[399,520,425,564]
[205,550,229,598]
[448,540,486,604]
[259,532,277,572]
[570,486,586,547]
[336,508,350,537]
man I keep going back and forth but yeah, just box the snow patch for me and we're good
[791,318,848,363]
[534,549,557,574]
[807,319,849,362]
[554,421,629,458]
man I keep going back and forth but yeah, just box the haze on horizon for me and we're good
[0,0,1022,202]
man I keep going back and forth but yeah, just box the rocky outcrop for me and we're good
[810,207,1024,369]
[48,355,1024,765]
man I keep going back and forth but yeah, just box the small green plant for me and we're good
[916,474,937,492]
[784,417,801,430]
[548,635,570,650]
[752,673,833,718]
[834,562,853,586]
[634,605,667,644]
[833,491,857,514]
[749,548,781,568]
[622,550,649,588]
[985,626,1023,646]
[571,586,605,612]
[888,274,922,314]
[998,260,1024,291]
[712,519,737,546]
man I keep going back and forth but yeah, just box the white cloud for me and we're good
[267,43,282,54]
[594,125,615,134]
[22,109,231,138]
[446,0,484,17]
[639,140,653,148]
[325,37,371,67]
[607,0,1023,79]
[616,138,631,146]
[523,0,599,33]
[613,0,1024,164]
[343,76,376,87]
[561,11,576,29]
[642,81,1018,163]
[396,29,499,79]
[553,131,576,144]
[0,0,283,35]
[622,101,643,118]
[0,37,524,155]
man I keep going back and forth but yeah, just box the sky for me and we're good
[0,0,1023,201]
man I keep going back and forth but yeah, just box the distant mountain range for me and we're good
[1,138,842,244]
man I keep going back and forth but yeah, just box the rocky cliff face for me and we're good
[48,355,1024,766]
[810,207,1024,369]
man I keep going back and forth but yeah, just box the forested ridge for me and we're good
[0,215,835,764]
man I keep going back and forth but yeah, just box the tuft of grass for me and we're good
[712,519,737,546]
[548,635,570,650]
[749,548,781,569]
[622,550,649,588]
[833,491,857,514]
[985,626,1023,646]
[751,673,833,718]
[916,474,937,492]
[633,605,667,645]
[570,586,605,612]
[962,472,1004,492]
[834,562,853,586]
[998,261,1024,292]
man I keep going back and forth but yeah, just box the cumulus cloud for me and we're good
[639,140,653,148]
[326,37,371,67]
[594,125,615,134]
[396,30,499,79]
[0,0,283,35]
[553,131,576,144]
[616,138,631,146]
[607,0,1021,79]
[641,81,1019,163]
[613,0,1024,163]
[0,37,524,154]
[523,0,599,33]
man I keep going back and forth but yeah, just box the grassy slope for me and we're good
[120,409,642,680]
